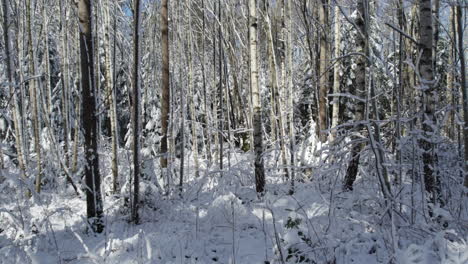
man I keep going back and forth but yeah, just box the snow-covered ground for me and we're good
[1,150,467,264]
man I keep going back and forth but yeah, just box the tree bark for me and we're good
[218,0,224,176]
[249,0,265,193]
[187,0,199,178]
[42,1,52,123]
[318,0,329,142]
[78,0,104,233]
[161,0,170,179]
[456,4,468,188]
[446,7,456,139]
[418,0,439,201]
[104,0,119,194]
[344,0,368,191]
[131,0,142,223]
[60,0,70,172]
[26,0,42,193]
[432,0,439,68]
[331,4,341,141]
[2,0,27,184]
[286,0,296,194]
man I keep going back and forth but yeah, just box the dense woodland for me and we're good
[0,0,467,263]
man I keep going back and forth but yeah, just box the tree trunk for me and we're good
[418,0,439,201]
[249,0,265,193]
[286,0,296,194]
[60,0,70,171]
[187,0,199,178]
[201,0,212,164]
[318,0,329,142]
[42,2,52,123]
[218,0,224,176]
[2,0,27,184]
[432,0,439,69]
[456,4,468,188]
[264,2,288,180]
[78,0,104,233]
[331,4,341,141]
[446,7,456,139]
[344,0,368,191]
[104,0,119,194]
[161,0,170,179]
[26,0,42,193]
[131,0,142,223]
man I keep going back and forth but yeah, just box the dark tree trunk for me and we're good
[131,0,142,223]
[457,5,468,188]
[78,0,104,233]
[160,0,170,177]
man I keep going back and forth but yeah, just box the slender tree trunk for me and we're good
[42,2,52,122]
[331,4,341,141]
[60,0,70,170]
[78,0,104,233]
[26,0,42,193]
[104,0,119,194]
[318,0,329,142]
[131,0,142,223]
[344,0,368,191]
[72,26,81,175]
[16,11,30,166]
[418,0,439,201]
[286,0,296,194]
[432,0,439,69]
[218,0,224,176]
[456,4,468,188]
[161,0,170,179]
[446,7,456,139]
[265,3,277,144]
[264,3,288,179]
[408,5,418,111]
[249,0,265,193]
[2,0,27,183]
[201,0,212,164]
[396,0,404,185]
[187,1,199,178]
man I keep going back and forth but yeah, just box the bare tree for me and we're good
[318,0,329,142]
[161,0,170,180]
[343,0,368,191]
[131,0,142,223]
[78,0,104,233]
[418,0,439,201]
[331,3,341,141]
[26,0,42,193]
[249,0,265,193]
[2,0,27,185]
[456,3,467,188]
[103,0,119,194]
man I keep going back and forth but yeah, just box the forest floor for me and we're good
[0,151,467,263]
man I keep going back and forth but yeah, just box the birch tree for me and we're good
[249,0,265,193]
[331,3,341,140]
[103,0,119,194]
[418,0,439,201]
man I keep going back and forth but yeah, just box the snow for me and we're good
[0,148,467,264]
